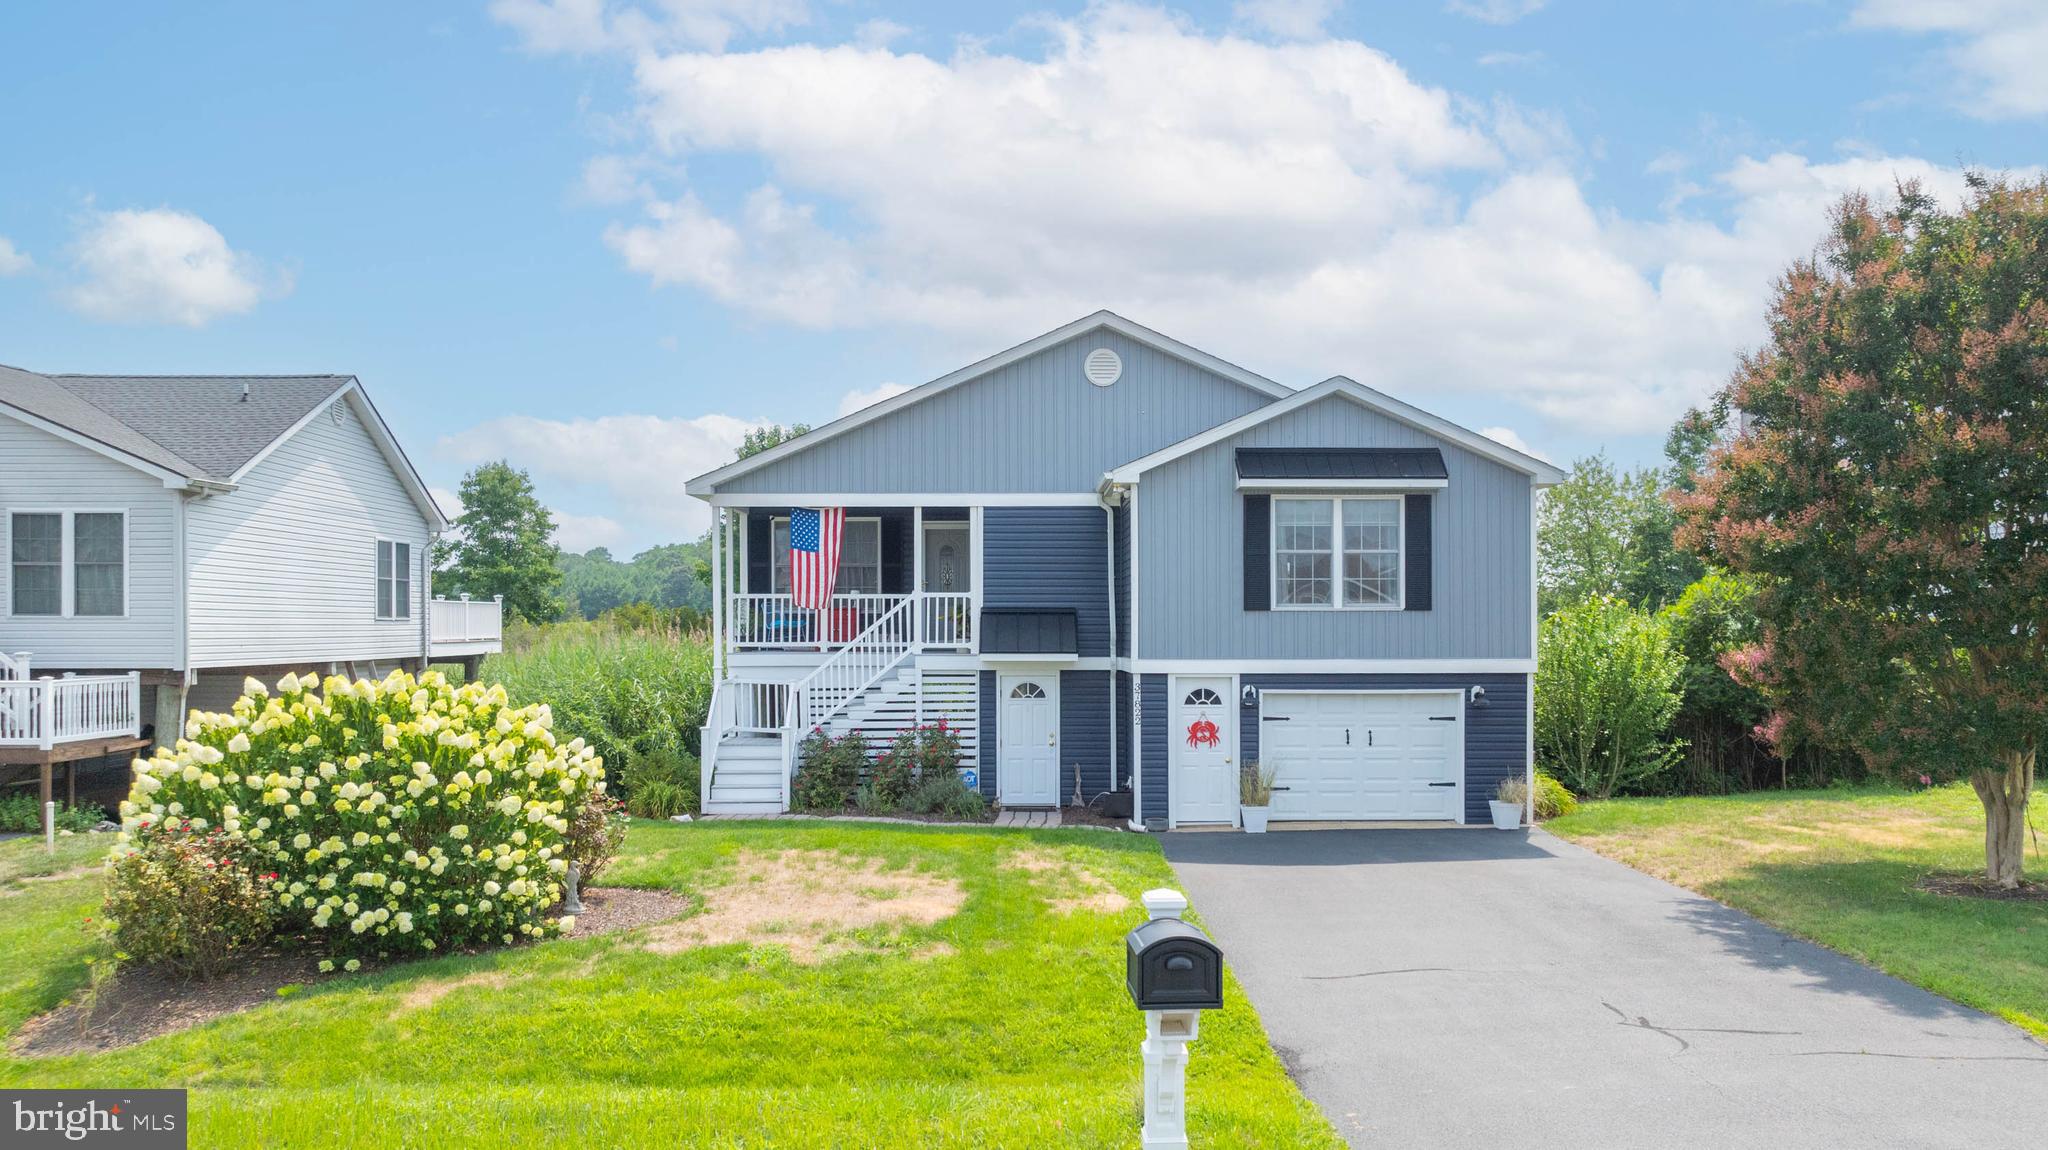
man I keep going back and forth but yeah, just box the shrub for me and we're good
[1533,771,1578,820]
[904,773,988,820]
[120,669,605,958]
[619,746,699,816]
[564,794,629,884]
[793,729,865,811]
[1536,597,1686,799]
[0,796,104,833]
[103,821,273,978]
[872,722,962,806]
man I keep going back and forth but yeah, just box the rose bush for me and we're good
[117,668,604,959]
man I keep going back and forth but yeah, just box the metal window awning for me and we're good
[1235,448,1448,489]
[978,609,1080,657]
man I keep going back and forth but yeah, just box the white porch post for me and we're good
[710,504,724,684]
[969,505,984,655]
[912,504,925,648]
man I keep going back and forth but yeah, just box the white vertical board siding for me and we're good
[1138,394,1534,661]
[185,399,430,668]
[0,413,182,669]
[718,331,1274,494]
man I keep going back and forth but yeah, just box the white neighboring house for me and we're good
[0,364,502,822]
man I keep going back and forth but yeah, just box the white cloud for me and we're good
[553,510,631,551]
[853,19,911,49]
[1233,0,1340,40]
[65,207,280,327]
[528,5,2022,443]
[490,0,808,55]
[837,381,908,416]
[1479,426,1551,463]
[438,411,757,541]
[0,237,31,276]
[1853,0,2048,118]
[1445,0,1546,25]
[1476,49,1542,67]
[430,486,465,522]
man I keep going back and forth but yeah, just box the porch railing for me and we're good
[728,592,974,650]
[0,672,143,750]
[430,594,504,646]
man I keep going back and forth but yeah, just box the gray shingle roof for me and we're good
[979,609,1080,655]
[0,365,351,482]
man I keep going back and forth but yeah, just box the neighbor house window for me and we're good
[771,517,882,596]
[8,511,124,617]
[377,539,412,619]
[9,513,61,616]
[1273,497,1402,609]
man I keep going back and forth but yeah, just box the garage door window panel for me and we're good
[1273,496,1403,610]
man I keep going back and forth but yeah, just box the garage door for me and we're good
[1259,692,1462,821]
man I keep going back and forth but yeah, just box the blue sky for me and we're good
[1,1,2039,554]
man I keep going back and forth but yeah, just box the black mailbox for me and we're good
[1125,918,1223,1011]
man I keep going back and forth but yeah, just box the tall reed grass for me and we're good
[480,616,713,772]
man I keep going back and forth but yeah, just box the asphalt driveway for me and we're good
[1163,827,2047,1149]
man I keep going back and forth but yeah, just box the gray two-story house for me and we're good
[686,312,1562,826]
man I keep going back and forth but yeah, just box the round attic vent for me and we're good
[1084,347,1123,387]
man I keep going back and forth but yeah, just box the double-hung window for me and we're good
[8,511,124,617]
[376,540,412,619]
[771,517,883,596]
[1272,496,1402,609]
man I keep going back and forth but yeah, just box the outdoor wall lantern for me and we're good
[1240,683,1259,707]
[1468,685,1489,708]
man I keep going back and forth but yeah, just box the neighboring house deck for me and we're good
[686,312,1565,823]
[0,364,499,827]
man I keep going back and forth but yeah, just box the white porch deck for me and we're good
[428,594,505,659]
[0,653,143,760]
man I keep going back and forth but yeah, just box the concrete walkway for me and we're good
[1164,827,2047,1150]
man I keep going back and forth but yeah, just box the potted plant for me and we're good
[1239,761,1277,834]
[1490,777,1528,830]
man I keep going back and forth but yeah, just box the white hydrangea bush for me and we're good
[120,668,605,957]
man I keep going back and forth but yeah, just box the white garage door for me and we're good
[1259,692,1463,821]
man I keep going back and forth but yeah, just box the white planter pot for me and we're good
[1241,805,1271,834]
[1488,800,1523,830]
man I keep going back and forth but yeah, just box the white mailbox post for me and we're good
[1125,888,1222,1149]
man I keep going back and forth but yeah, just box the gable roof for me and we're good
[0,364,446,528]
[1105,376,1568,487]
[684,310,1292,496]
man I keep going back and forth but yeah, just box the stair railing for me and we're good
[787,596,918,735]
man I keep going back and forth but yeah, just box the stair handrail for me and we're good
[786,596,918,735]
[0,652,27,681]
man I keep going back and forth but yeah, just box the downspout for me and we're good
[1101,488,1118,792]
[1526,483,1539,826]
[1128,480,1143,830]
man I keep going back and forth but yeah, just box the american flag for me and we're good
[788,507,844,610]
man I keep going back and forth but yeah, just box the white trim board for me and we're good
[1236,477,1447,491]
[1104,376,1568,487]
[686,310,1293,497]
[708,492,1105,508]
[1130,658,1535,674]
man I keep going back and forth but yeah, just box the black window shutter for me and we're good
[879,510,909,594]
[1243,494,1270,611]
[1404,493,1433,611]
[746,511,773,594]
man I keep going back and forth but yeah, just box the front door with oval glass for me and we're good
[997,675,1059,807]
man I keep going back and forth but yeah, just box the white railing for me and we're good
[0,651,27,680]
[700,677,797,810]
[728,592,974,650]
[430,594,504,645]
[0,672,142,750]
[791,596,917,733]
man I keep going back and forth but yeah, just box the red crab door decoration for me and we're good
[1185,714,1221,748]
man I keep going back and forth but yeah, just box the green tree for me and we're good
[1658,572,1770,792]
[738,423,811,460]
[1676,176,2047,885]
[434,461,564,622]
[1538,454,1687,614]
[1536,598,1687,799]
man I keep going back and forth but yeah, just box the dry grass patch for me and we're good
[642,849,965,963]
[396,971,513,1015]
[1001,846,1133,916]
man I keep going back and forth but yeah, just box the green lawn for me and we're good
[0,821,1339,1148]
[1547,784,2048,1039]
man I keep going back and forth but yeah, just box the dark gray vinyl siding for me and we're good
[984,507,1110,657]
[978,670,998,799]
[1140,394,1533,660]
[1115,669,1133,790]
[1059,670,1113,803]
[1113,503,1131,658]
[1141,675,1168,822]
[718,330,1274,494]
[741,507,915,595]
[1238,673,1527,824]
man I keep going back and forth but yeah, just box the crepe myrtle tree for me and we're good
[1675,175,2047,886]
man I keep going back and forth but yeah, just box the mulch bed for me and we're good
[9,886,694,1060]
[1060,802,1130,830]
[1915,872,2048,903]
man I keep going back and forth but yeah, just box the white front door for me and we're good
[997,674,1059,806]
[1173,676,1237,824]
[1261,692,1463,821]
